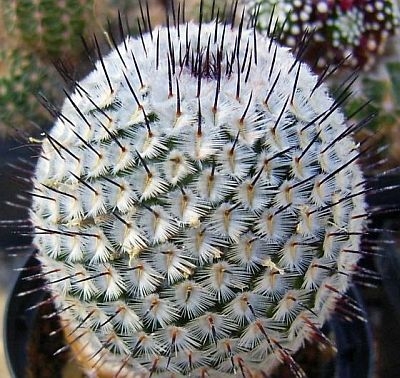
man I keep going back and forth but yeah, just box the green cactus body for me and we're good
[246,0,400,70]
[1,0,96,59]
[30,17,367,377]
[0,47,56,136]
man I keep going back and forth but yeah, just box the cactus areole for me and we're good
[30,19,367,377]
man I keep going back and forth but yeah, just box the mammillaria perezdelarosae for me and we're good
[246,0,400,70]
[29,6,369,377]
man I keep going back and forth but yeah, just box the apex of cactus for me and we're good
[30,11,368,377]
[246,0,400,70]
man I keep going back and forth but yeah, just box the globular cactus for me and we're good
[1,0,98,60]
[29,9,369,377]
[246,0,400,70]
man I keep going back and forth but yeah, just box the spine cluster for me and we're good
[30,9,368,378]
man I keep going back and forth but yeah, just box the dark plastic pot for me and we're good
[4,252,45,378]
[329,287,373,378]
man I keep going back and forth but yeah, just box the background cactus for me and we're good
[26,6,372,376]
[0,0,99,137]
[246,0,400,71]
[1,0,98,60]
[0,44,62,137]
[0,0,174,137]
[343,51,400,169]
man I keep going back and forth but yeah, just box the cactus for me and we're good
[0,0,98,136]
[0,46,59,136]
[343,48,400,169]
[1,0,99,60]
[0,0,167,138]
[246,0,400,71]
[29,10,370,377]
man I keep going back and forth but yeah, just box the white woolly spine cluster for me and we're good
[30,15,367,378]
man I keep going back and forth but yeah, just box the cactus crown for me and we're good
[30,6,367,377]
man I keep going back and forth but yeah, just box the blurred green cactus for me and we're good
[344,53,400,168]
[0,0,172,137]
[1,0,98,60]
[0,46,60,137]
[0,0,101,137]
